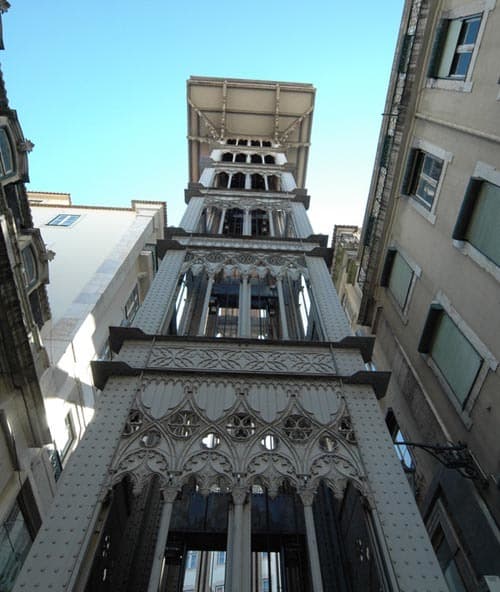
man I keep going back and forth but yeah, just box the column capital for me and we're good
[298,485,317,507]
[232,486,249,505]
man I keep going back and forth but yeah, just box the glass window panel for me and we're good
[431,314,482,405]
[461,17,481,44]
[0,129,13,176]
[388,252,413,309]
[0,503,32,592]
[434,530,467,592]
[422,154,443,181]
[415,177,436,209]
[466,182,500,266]
[437,20,462,78]
[451,52,472,77]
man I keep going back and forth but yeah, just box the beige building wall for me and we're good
[357,0,500,589]
[29,194,166,466]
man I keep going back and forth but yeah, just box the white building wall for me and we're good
[31,200,165,464]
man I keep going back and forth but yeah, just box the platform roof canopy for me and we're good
[187,76,316,189]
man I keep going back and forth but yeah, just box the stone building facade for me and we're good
[356,1,500,589]
[0,6,57,589]
[14,77,449,591]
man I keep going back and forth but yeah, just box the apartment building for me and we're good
[357,1,500,589]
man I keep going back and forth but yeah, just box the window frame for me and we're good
[0,127,14,178]
[46,213,81,227]
[426,0,494,93]
[418,292,497,423]
[452,161,500,283]
[401,139,452,224]
[380,246,421,319]
[123,284,140,325]
[21,245,38,289]
[60,412,76,461]
[426,498,475,591]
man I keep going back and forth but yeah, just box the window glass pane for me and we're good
[21,247,37,288]
[422,154,443,182]
[466,182,500,266]
[450,52,472,77]
[437,20,462,78]
[461,16,481,45]
[47,214,80,227]
[0,129,13,176]
[431,314,482,405]
[0,503,32,592]
[434,530,467,592]
[388,252,413,309]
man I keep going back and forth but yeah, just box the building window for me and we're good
[429,15,481,80]
[385,410,415,473]
[21,246,38,289]
[427,499,474,592]
[216,551,225,565]
[123,284,140,325]
[0,501,32,591]
[47,214,80,227]
[186,550,197,570]
[380,248,420,315]
[426,1,495,92]
[453,177,500,270]
[0,128,14,178]
[419,306,482,407]
[60,413,76,460]
[403,150,444,212]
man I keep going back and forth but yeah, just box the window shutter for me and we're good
[418,303,443,353]
[452,178,482,240]
[401,148,419,195]
[380,248,396,286]
[427,19,450,78]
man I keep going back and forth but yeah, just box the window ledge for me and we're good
[426,77,473,93]
[453,240,500,283]
[422,353,474,430]
[406,196,437,224]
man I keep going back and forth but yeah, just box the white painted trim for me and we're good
[453,161,500,283]
[405,137,453,225]
[386,242,421,321]
[425,0,495,93]
[423,291,498,425]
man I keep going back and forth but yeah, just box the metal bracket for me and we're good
[395,441,488,485]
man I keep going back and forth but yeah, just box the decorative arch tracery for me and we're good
[110,377,365,500]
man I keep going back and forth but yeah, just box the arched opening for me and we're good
[165,480,230,592]
[214,172,229,188]
[206,271,240,337]
[250,275,280,339]
[230,172,246,189]
[267,175,280,191]
[226,138,237,145]
[262,140,272,147]
[251,139,261,147]
[251,209,269,237]
[251,173,266,190]
[223,208,244,235]
[250,154,263,164]
[312,481,384,591]
[264,154,275,164]
[235,153,247,163]
[237,138,248,146]
[85,475,162,592]
[221,152,233,162]
[251,481,311,591]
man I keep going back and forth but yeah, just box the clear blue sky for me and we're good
[1,1,404,237]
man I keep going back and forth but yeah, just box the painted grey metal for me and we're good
[306,255,352,341]
[13,376,139,592]
[132,249,186,334]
